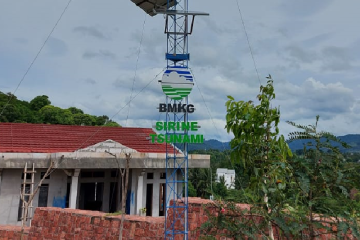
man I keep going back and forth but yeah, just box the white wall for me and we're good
[0,169,67,225]
[0,167,182,225]
[129,169,167,217]
[216,169,235,189]
[143,169,167,217]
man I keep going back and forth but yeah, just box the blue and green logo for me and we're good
[161,67,194,100]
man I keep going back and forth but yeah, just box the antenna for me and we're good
[131,1,208,239]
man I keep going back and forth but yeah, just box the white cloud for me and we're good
[1,0,360,143]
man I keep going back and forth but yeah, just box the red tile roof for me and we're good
[0,123,167,153]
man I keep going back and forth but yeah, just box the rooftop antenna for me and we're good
[131,1,208,239]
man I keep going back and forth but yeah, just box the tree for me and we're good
[224,76,292,239]
[213,176,228,199]
[39,105,74,125]
[96,115,110,125]
[104,120,121,127]
[189,168,213,198]
[200,77,360,239]
[73,113,96,126]
[286,116,360,239]
[0,92,122,127]
[188,181,197,197]
[30,95,51,111]
[68,107,84,115]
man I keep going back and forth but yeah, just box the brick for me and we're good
[157,228,165,236]
[2,197,355,240]
[95,226,104,234]
[100,219,111,228]
[129,223,136,238]
[92,217,101,225]
[121,229,129,238]
[134,229,145,237]
[145,230,158,238]
[122,221,131,229]
[83,224,93,231]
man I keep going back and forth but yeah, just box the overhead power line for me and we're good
[235,0,261,86]
[126,14,147,127]
[191,67,250,203]
[75,68,165,151]
[0,0,73,117]
[16,68,165,210]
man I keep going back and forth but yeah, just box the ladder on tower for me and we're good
[21,162,35,226]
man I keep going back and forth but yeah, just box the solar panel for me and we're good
[155,10,209,16]
[131,0,176,16]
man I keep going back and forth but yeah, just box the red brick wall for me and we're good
[0,208,164,240]
[0,198,355,240]
[0,225,29,240]
[184,198,354,240]
[28,208,164,240]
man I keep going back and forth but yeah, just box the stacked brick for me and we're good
[0,198,355,239]
[0,225,29,240]
[28,207,165,240]
[0,208,165,240]
[183,198,354,240]
[169,198,252,239]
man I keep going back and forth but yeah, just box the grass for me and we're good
[105,211,122,217]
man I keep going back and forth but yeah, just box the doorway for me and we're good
[146,184,153,216]
[79,182,104,211]
[109,182,118,213]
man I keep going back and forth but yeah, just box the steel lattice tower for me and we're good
[130,1,207,238]
[163,0,190,238]
[160,1,208,239]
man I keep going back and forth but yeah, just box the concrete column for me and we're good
[69,169,80,209]
[177,170,183,198]
[102,170,110,212]
[129,170,137,215]
[152,175,160,217]
[0,169,3,195]
[136,174,144,215]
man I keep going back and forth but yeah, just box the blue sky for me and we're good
[1,0,360,141]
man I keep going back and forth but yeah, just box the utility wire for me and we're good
[235,0,261,86]
[75,68,165,151]
[190,68,223,143]
[18,68,165,211]
[0,0,73,117]
[125,14,147,127]
[111,13,147,212]
[20,15,158,212]
[191,68,250,203]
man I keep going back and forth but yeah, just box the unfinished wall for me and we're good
[0,198,247,240]
[0,169,68,225]
[0,198,354,240]
[0,226,29,239]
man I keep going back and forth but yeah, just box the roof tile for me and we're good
[0,123,167,153]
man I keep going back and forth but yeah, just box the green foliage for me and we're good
[105,211,122,216]
[104,120,121,127]
[68,107,84,115]
[213,176,228,199]
[225,76,292,209]
[30,95,51,111]
[73,113,96,126]
[0,91,121,127]
[286,116,360,238]
[188,181,197,197]
[188,168,213,199]
[200,76,360,239]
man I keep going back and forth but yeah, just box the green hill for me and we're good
[0,91,120,126]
